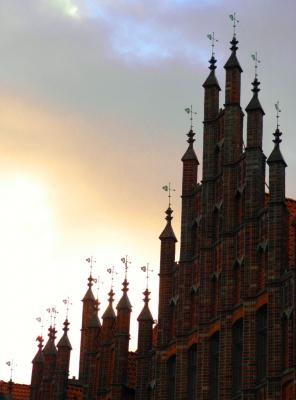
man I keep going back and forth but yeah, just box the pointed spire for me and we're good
[245,77,265,114]
[224,34,242,72]
[102,289,116,319]
[203,59,221,88]
[182,129,198,162]
[82,274,96,301]
[181,110,199,162]
[32,336,44,363]
[117,279,132,310]
[203,36,221,89]
[267,102,287,166]
[43,326,57,355]
[267,128,287,165]
[138,289,153,321]
[159,207,177,241]
[246,53,264,114]
[57,319,72,349]
[88,298,101,328]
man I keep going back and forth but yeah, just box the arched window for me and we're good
[256,306,267,382]
[210,332,220,400]
[168,355,176,400]
[232,319,243,395]
[188,344,197,400]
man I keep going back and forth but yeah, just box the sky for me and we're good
[0,0,296,384]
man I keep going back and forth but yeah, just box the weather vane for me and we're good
[162,182,176,208]
[229,12,239,37]
[46,307,58,327]
[207,32,218,58]
[6,360,16,381]
[275,101,281,129]
[251,52,261,78]
[107,266,117,290]
[86,256,96,277]
[185,105,197,130]
[36,316,44,337]
[141,263,153,289]
[62,297,72,319]
[121,256,131,280]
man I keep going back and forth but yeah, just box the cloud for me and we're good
[50,0,79,17]
[61,0,223,64]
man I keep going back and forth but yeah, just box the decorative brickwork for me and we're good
[26,33,296,400]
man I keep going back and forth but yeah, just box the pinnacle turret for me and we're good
[181,129,199,162]
[102,289,116,319]
[57,320,72,349]
[224,36,243,72]
[245,78,265,114]
[203,56,221,89]
[32,336,44,363]
[138,289,153,321]
[267,128,286,166]
[117,279,132,310]
[159,207,177,242]
[82,275,96,301]
[43,326,57,355]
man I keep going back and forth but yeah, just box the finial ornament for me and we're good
[162,182,176,208]
[251,52,261,79]
[36,335,44,351]
[229,12,239,37]
[63,319,70,333]
[273,101,282,144]
[108,288,115,305]
[185,105,197,131]
[107,266,117,290]
[121,256,131,280]
[141,263,154,289]
[62,297,72,319]
[86,257,96,287]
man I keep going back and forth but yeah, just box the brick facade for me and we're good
[25,34,296,400]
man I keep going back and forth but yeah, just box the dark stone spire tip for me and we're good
[209,55,217,71]
[267,127,287,166]
[273,127,282,145]
[143,288,150,305]
[159,207,177,242]
[137,288,153,321]
[122,278,129,294]
[230,36,238,52]
[165,206,173,222]
[108,288,115,305]
[252,77,260,94]
[87,274,93,288]
[186,129,195,144]
[37,335,44,350]
[63,319,70,334]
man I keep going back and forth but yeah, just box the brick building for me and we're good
[25,31,296,400]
